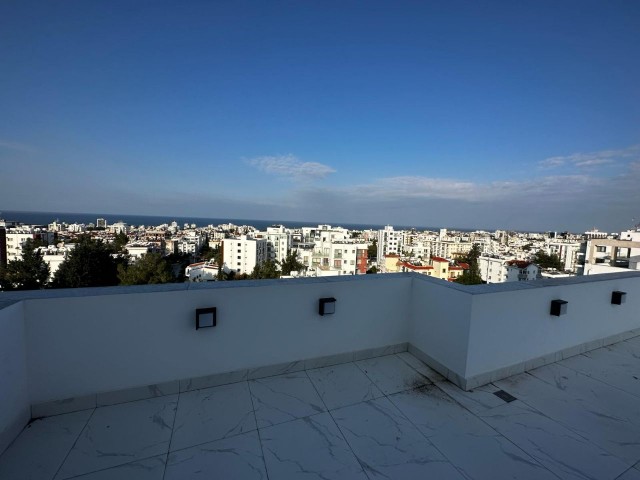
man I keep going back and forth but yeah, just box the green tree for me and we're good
[200,244,219,261]
[368,239,377,259]
[112,231,129,253]
[366,266,378,274]
[165,252,192,282]
[0,239,50,290]
[250,259,281,279]
[456,243,483,285]
[533,250,564,270]
[117,253,173,285]
[280,251,304,276]
[51,235,122,288]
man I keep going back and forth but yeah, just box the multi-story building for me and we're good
[546,241,582,272]
[480,256,540,283]
[377,226,403,269]
[3,226,54,265]
[96,218,107,229]
[223,236,267,275]
[264,225,291,264]
[35,244,76,281]
[108,222,130,235]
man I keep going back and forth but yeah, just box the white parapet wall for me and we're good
[463,273,640,388]
[0,301,29,456]
[23,275,412,405]
[1,270,640,455]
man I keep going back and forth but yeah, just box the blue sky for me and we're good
[1,1,639,232]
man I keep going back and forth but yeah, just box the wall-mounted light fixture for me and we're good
[318,297,336,316]
[550,299,568,316]
[611,291,627,305]
[196,307,217,329]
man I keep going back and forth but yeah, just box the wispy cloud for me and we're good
[345,174,600,202]
[538,145,639,169]
[0,140,36,153]
[248,154,335,181]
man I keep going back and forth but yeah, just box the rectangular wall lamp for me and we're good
[319,297,336,316]
[550,299,568,316]
[611,291,627,305]
[196,307,217,329]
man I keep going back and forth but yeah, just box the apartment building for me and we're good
[264,225,291,264]
[222,236,267,275]
[377,225,403,269]
[2,226,54,265]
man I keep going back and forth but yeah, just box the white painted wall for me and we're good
[24,275,412,403]
[409,276,472,378]
[465,275,640,379]
[0,302,29,456]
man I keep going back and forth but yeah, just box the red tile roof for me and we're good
[431,256,448,263]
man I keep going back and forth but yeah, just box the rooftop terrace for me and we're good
[1,272,639,479]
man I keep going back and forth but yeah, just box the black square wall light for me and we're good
[196,307,216,329]
[611,291,627,305]
[550,299,568,317]
[319,297,336,316]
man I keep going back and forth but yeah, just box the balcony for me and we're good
[1,272,640,479]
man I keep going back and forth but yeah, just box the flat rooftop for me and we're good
[1,337,640,480]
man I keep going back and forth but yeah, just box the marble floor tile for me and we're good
[331,397,464,480]
[388,385,497,438]
[529,363,640,426]
[260,412,367,480]
[307,362,383,410]
[480,401,629,480]
[249,372,326,428]
[0,409,92,480]
[429,431,557,480]
[170,381,255,452]
[559,348,640,398]
[165,431,266,480]
[395,352,445,382]
[495,373,640,465]
[435,380,506,414]
[607,340,640,360]
[59,455,166,480]
[56,395,177,479]
[355,355,430,395]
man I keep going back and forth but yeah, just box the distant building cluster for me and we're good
[2,215,640,285]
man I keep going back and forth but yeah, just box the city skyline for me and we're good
[1,1,639,232]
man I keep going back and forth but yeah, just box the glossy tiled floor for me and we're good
[2,338,640,480]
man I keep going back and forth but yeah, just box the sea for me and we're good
[0,210,449,232]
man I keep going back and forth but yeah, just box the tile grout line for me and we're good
[57,453,166,480]
[492,373,637,471]
[303,368,373,480]
[51,407,97,480]
[161,393,181,480]
[553,352,640,400]
[247,379,272,480]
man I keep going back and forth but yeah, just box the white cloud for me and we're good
[344,174,599,202]
[248,154,335,181]
[538,145,639,169]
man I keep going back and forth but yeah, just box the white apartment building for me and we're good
[66,223,86,233]
[505,261,540,282]
[546,241,582,272]
[377,225,403,268]
[264,225,292,264]
[125,242,164,260]
[301,225,349,243]
[96,218,107,228]
[36,244,76,281]
[108,222,130,235]
[176,234,206,256]
[4,226,54,263]
[480,256,540,283]
[223,236,267,275]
